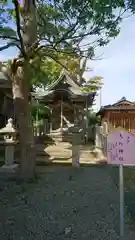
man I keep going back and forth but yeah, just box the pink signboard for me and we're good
[107,128,135,165]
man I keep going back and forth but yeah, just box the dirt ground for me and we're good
[0,165,135,240]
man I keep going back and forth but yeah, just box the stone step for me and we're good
[36,143,102,164]
[37,150,97,160]
[36,156,106,165]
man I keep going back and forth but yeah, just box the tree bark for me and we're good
[12,0,37,180]
[12,62,36,180]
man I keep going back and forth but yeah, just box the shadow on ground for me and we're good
[109,165,135,222]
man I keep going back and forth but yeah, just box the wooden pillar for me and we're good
[131,116,134,132]
[132,116,134,132]
[129,116,131,132]
[60,96,63,130]
[85,99,88,143]
[115,113,117,127]
[73,106,76,124]
[50,108,52,132]
[126,117,129,131]
[36,99,39,123]
[120,112,122,128]
[108,111,110,132]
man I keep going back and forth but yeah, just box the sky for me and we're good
[0,14,135,112]
[84,14,135,111]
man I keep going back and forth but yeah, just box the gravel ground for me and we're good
[0,165,135,240]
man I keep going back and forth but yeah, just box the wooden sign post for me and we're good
[107,128,135,237]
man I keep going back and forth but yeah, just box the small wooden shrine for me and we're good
[96,97,135,132]
[32,69,96,141]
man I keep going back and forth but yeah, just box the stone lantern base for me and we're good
[0,163,19,173]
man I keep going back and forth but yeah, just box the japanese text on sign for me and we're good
[107,129,135,165]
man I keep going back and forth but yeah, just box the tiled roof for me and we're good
[103,106,135,110]
[45,69,80,91]
[31,89,96,101]
[33,69,96,104]
[96,98,135,116]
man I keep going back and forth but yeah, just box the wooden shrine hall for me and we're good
[32,69,96,142]
[0,72,14,128]
[96,97,135,133]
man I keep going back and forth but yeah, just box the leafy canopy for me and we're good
[0,0,129,55]
[0,0,132,93]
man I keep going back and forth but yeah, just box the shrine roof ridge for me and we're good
[96,97,135,116]
[31,69,96,101]
[45,69,81,91]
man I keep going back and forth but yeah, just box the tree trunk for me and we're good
[12,0,37,180]
[12,62,36,179]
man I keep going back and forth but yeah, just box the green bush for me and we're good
[31,102,50,121]
[88,111,98,125]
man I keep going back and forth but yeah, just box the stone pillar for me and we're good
[102,121,108,135]
[5,144,14,165]
[101,121,108,157]
[95,125,102,149]
[71,127,82,167]
[94,124,107,162]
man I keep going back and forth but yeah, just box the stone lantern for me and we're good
[0,118,18,173]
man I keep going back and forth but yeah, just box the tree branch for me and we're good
[0,35,19,41]
[13,0,26,57]
[0,42,17,51]
[36,51,69,71]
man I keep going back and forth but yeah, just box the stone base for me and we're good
[0,164,19,173]
[94,148,107,163]
[94,148,103,155]
[47,132,72,143]
[72,158,80,167]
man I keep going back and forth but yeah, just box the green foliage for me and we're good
[30,52,80,88]
[0,2,19,51]
[88,110,98,125]
[0,0,129,56]
[31,102,50,121]
[37,2,67,41]
[30,57,60,88]
[0,0,133,90]
[0,1,11,25]
[81,76,103,92]
[0,26,16,38]
[127,0,135,12]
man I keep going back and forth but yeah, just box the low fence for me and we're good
[95,121,135,156]
[33,119,50,137]
[95,122,108,157]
